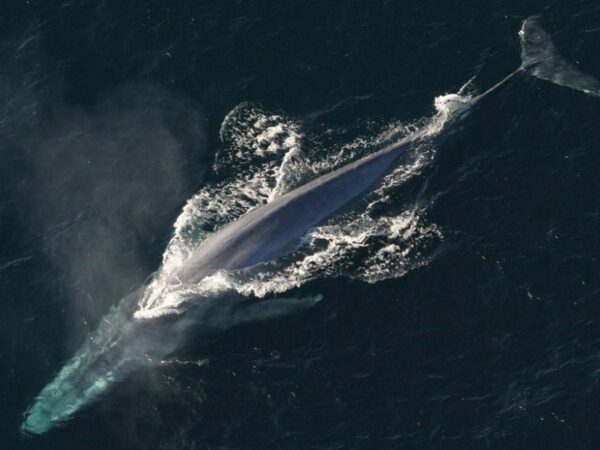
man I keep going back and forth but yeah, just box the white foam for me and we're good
[138,104,309,314]
[136,91,471,318]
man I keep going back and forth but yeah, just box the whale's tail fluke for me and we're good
[519,16,600,97]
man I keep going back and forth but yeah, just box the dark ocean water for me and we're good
[2,1,600,449]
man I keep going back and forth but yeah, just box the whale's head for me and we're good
[20,291,191,435]
[21,281,319,435]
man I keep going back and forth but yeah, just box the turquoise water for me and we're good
[2,1,600,449]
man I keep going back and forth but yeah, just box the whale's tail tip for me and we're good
[518,16,600,97]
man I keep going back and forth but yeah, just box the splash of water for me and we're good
[22,89,470,435]
[136,93,468,317]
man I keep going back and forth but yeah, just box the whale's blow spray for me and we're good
[21,94,453,435]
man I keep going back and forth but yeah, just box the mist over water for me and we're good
[3,2,600,449]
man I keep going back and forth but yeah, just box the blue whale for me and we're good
[21,17,599,435]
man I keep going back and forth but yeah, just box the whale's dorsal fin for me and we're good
[519,16,600,97]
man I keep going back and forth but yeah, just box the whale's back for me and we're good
[172,138,415,285]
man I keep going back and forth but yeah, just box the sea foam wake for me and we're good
[21,90,469,435]
[136,94,467,317]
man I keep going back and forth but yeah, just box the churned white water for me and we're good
[135,93,471,318]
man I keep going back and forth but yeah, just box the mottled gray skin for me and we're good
[171,135,419,285]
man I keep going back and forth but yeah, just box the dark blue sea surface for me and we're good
[2,1,600,449]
